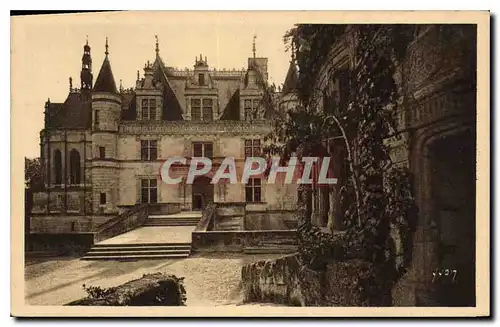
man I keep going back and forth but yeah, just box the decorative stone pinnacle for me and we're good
[105,37,109,56]
[155,35,159,54]
[253,35,257,58]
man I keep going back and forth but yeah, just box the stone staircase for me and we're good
[215,216,244,231]
[81,242,192,261]
[81,211,202,261]
[143,212,202,227]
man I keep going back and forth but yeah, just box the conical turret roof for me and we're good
[93,56,118,94]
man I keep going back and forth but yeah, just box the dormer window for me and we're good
[141,98,157,120]
[244,99,261,121]
[191,98,213,121]
[198,73,205,86]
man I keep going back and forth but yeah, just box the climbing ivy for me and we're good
[266,24,417,276]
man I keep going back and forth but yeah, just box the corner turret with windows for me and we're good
[91,37,121,215]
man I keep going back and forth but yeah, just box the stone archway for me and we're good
[427,129,476,306]
[404,119,476,307]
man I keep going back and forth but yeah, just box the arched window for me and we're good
[69,149,81,185]
[54,149,62,185]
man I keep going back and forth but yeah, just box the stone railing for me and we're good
[94,203,149,243]
[194,201,217,232]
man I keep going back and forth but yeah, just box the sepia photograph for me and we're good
[10,10,490,317]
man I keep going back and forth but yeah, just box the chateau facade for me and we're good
[31,38,298,233]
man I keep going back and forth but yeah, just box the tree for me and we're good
[25,157,43,190]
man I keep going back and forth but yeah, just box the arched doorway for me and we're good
[191,176,214,210]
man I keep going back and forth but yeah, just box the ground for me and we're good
[25,253,283,306]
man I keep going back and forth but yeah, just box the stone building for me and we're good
[31,37,297,233]
[305,25,476,306]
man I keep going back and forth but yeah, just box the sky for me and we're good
[12,12,297,159]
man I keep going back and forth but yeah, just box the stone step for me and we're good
[92,242,192,248]
[216,216,243,231]
[143,221,199,226]
[85,249,191,256]
[89,245,192,252]
[148,214,201,219]
[243,246,298,254]
[217,226,241,231]
[80,253,190,261]
[145,219,200,223]
[147,217,201,220]
[82,241,192,261]
[146,217,200,221]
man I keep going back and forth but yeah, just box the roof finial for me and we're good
[252,35,257,59]
[69,77,73,91]
[155,35,159,55]
[105,37,109,56]
[137,70,140,81]
[85,35,88,46]
[120,79,123,92]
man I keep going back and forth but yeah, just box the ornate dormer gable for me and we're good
[136,61,163,90]
[136,60,163,121]
[186,54,216,89]
[236,36,274,122]
[183,54,219,121]
[244,67,260,90]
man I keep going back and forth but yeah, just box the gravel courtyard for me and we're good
[25,253,283,306]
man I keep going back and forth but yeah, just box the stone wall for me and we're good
[30,215,114,233]
[191,230,297,252]
[32,190,92,215]
[242,254,392,306]
[245,210,296,230]
[29,232,95,254]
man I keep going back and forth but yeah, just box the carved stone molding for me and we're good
[119,121,272,136]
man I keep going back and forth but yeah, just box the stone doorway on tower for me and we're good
[429,128,476,307]
[191,176,214,211]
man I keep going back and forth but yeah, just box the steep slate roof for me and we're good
[281,61,299,95]
[153,56,184,121]
[46,93,92,129]
[219,89,240,120]
[93,57,118,94]
[120,93,136,120]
